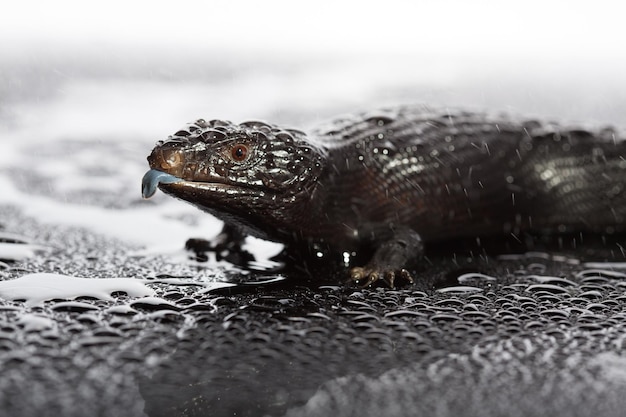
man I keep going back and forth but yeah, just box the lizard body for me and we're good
[142,105,626,286]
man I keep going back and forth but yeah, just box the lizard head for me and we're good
[142,119,326,240]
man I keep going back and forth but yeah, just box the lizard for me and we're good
[142,104,626,287]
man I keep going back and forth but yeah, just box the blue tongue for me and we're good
[141,169,182,198]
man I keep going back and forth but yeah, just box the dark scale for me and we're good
[142,104,626,287]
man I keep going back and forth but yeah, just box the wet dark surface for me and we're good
[2,204,626,417]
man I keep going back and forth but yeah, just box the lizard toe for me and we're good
[349,266,414,288]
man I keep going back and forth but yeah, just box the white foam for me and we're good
[0,273,155,307]
[0,242,52,261]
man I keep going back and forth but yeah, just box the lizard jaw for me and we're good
[141,169,183,199]
[141,168,272,200]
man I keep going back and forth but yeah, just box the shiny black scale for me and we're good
[142,105,626,286]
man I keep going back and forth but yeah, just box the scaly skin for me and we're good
[142,105,626,287]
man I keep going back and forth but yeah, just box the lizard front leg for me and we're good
[349,227,423,288]
[185,223,254,265]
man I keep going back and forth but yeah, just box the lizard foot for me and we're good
[349,266,414,288]
[185,237,255,266]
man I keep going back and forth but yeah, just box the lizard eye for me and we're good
[231,144,249,162]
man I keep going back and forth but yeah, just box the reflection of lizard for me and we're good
[142,105,626,287]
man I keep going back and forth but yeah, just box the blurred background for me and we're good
[0,0,624,240]
[2,0,624,242]
[2,0,625,130]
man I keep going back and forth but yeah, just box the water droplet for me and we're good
[436,286,483,294]
[524,284,570,294]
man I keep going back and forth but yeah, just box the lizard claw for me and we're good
[349,266,414,288]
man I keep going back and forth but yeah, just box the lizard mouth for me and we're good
[143,146,267,199]
[141,169,184,199]
[141,169,268,199]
